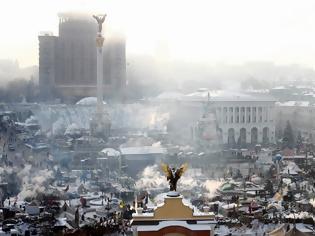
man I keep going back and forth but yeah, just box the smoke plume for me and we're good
[135,164,222,198]
[17,164,53,200]
[0,164,54,200]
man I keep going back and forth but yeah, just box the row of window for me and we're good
[219,106,270,113]
[222,115,269,124]
[217,106,273,124]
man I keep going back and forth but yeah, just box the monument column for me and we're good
[93,14,106,112]
[96,34,104,112]
[90,14,111,138]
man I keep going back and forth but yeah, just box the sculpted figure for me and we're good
[161,163,188,191]
[93,14,106,33]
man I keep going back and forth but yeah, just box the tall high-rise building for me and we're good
[38,12,126,101]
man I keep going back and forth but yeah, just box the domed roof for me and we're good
[76,97,106,105]
[100,148,120,157]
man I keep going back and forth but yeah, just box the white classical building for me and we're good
[189,90,276,146]
[213,99,276,146]
[154,89,277,146]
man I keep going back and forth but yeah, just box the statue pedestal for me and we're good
[90,110,111,138]
[167,191,180,197]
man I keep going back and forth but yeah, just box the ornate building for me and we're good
[132,194,215,236]
[154,89,276,147]
[213,98,276,146]
[38,12,126,101]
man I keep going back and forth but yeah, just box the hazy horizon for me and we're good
[1,0,315,69]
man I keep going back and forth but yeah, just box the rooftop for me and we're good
[276,101,312,107]
[120,146,166,155]
[58,12,95,20]
[154,89,276,102]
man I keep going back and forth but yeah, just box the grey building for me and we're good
[38,12,126,101]
[38,32,58,100]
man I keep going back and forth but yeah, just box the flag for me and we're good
[119,200,125,209]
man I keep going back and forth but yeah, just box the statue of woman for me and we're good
[93,14,107,33]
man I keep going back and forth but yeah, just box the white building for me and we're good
[154,89,276,146]
[213,98,276,146]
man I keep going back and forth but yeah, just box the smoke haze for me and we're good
[135,164,222,198]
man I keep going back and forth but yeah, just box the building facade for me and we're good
[213,100,276,146]
[154,90,276,147]
[39,12,126,101]
[38,32,58,100]
[132,194,215,236]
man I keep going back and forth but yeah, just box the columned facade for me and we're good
[214,101,276,146]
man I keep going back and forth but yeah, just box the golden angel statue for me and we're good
[161,163,188,191]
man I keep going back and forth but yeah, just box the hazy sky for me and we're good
[1,0,315,67]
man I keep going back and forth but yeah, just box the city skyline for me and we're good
[2,0,315,68]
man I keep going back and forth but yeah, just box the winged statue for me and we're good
[93,14,107,33]
[161,163,188,191]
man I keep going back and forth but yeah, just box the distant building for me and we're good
[275,101,315,142]
[38,12,126,101]
[212,97,276,147]
[154,89,276,147]
[120,146,166,178]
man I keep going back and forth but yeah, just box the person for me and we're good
[286,225,290,232]
[74,208,79,227]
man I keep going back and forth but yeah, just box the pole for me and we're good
[96,36,104,113]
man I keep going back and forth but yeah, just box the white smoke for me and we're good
[135,165,222,198]
[152,141,161,147]
[0,166,14,175]
[32,103,170,136]
[17,164,53,200]
[149,111,170,131]
[135,165,167,190]
[64,123,81,136]
[25,115,38,124]
[52,118,66,136]
[202,180,223,198]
